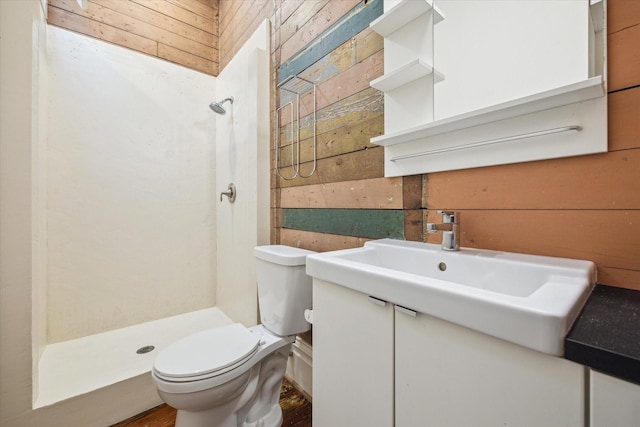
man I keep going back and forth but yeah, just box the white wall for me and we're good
[1,1,48,424]
[216,20,271,326]
[46,27,217,342]
[32,0,49,402]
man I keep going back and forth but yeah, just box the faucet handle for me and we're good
[436,210,459,224]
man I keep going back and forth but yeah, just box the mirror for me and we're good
[433,0,594,120]
[369,0,607,176]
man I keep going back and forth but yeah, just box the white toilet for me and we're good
[152,245,315,427]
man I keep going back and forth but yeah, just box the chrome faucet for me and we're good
[426,210,460,251]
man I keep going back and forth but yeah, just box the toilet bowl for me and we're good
[153,324,294,427]
[152,245,315,427]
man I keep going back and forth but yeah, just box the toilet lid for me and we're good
[153,323,260,380]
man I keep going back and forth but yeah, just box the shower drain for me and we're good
[136,345,155,354]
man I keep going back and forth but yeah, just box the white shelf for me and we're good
[370,0,444,38]
[370,58,444,92]
[371,76,605,147]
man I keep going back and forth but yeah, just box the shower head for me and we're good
[209,97,234,115]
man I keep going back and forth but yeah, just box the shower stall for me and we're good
[12,17,271,427]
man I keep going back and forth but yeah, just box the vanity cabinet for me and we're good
[395,308,585,427]
[313,278,586,426]
[312,279,394,427]
[590,370,640,427]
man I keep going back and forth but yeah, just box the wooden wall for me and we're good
[219,0,639,290]
[47,0,219,75]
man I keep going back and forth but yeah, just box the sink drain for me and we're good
[136,345,155,354]
[438,262,447,271]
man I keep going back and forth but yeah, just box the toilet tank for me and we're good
[254,245,316,337]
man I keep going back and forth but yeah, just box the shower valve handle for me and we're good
[220,183,236,203]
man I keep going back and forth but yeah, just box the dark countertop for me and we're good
[565,284,640,385]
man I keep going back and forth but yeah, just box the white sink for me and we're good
[306,238,596,356]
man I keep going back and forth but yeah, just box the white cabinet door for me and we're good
[312,279,394,427]
[395,310,586,427]
[591,370,640,427]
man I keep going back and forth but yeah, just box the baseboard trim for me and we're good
[286,336,313,400]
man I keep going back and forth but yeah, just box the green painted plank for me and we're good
[279,0,383,83]
[282,208,404,239]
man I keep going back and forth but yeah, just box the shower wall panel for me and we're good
[46,26,217,343]
[215,21,271,327]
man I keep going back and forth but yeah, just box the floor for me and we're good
[111,379,312,427]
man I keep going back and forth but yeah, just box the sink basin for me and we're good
[306,238,596,356]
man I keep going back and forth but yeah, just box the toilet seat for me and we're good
[153,323,260,382]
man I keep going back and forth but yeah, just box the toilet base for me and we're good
[175,403,238,427]
[169,344,291,427]
[174,400,283,427]
[240,403,282,427]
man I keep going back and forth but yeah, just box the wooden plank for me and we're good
[219,0,245,37]
[280,177,404,209]
[282,208,405,239]
[51,0,216,60]
[280,0,360,64]
[279,0,383,82]
[110,404,176,427]
[165,0,218,22]
[404,210,423,242]
[279,228,371,252]
[219,2,273,69]
[47,6,158,56]
[402,175,423,210]
[158,43,217,75]
[354,27,383,64]
[130,0,216,34]
[426,149,640,210]
[276,145,385,188]
[221,0,269,52]
[287,49,384,123]
[193,0,218,11]
[280,0,306,26]
[598,267,640,291]
[425,209,640,276]
[287,26,383,90]
[278,87,384,144]
[607,22,640,91]
[90,0,217,43]
[307,113,382,160]
[280,0,331,47]
[608,0,640,34]
[273,207,281,229]
[225,1,274,63]
[219,0,270,66]
[278,51,348,115]
[609,86,640,151]
[276,45,383,131]
[275,108,383,168]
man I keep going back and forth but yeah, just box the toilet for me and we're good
[152,245,315,427]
